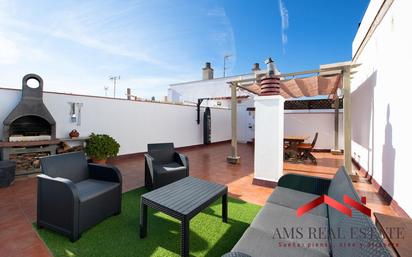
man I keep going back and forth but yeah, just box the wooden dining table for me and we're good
[284,136,309,143]
[284,135,309,162]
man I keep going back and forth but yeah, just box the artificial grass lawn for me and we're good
[36,187,261,257]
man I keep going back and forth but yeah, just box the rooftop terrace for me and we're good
[0,142,400,257]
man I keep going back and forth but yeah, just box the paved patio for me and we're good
[0,142,398,257]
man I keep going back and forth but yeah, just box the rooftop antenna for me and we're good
[223,54,232,77]
[104,86,109,97]
[109,76,120,98]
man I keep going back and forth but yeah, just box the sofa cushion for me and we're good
[327,167,357,227]
[156,162,186,173]
[75,179,119,202]
[41,151,89,183]
[248,203,330,256]
[153,162,187,188]
[328,209,392,257]
[327,168,392,257]
[267,186,327,217]
[232,227,329,257]
[327,167,357,205]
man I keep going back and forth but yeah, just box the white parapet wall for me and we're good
[351,0,412,216]
[284,110,344,150]
[254,95,284,183]
[0,88,231,155]
[236,106,344,150]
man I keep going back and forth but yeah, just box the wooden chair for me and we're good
[297,132,318,164]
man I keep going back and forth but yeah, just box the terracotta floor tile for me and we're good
[14,243,51,257]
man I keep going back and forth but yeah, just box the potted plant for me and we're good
[85,133,120,164]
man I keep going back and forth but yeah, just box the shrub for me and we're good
[85,133,120,160]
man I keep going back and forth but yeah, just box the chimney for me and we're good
[259,57,280,96]
[252,63,261,72]
[266,57,275,76]
[202,62,214,80]
[127,88,131,100]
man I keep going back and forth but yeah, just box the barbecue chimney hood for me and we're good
[3,74,56,141]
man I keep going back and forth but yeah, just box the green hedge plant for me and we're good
[85,133,120,162]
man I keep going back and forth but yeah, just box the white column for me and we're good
[254,95,285,182]
[227,82,240,164]
[343,67,354,175]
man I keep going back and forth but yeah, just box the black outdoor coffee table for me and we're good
[139,176,228,257]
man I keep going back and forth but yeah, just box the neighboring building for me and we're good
[168,62,266,143]
[168,62,265,108]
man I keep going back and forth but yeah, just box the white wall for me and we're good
[351,0,412,216]
[0,88,231,155]
[236,105,344,149]
[285,110,344,150]
[168,74,253,105]
[237,98,255,143]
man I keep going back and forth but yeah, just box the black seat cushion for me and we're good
[75,179,119,202]
[156,162,186,173]
[153,162,186,188]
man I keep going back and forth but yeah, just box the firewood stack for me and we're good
[57,141,84,154]
[9,152,49,171]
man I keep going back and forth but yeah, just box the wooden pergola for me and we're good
[226,61,360,177]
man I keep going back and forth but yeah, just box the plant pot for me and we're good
[69,129,80,138]
[91,158,107,164]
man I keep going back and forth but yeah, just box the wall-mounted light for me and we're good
[69,102,76,123]
[68,102,84,126]
[76,103,83,126]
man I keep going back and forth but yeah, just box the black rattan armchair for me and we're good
[37,151,122,242]
[144,143,189,190]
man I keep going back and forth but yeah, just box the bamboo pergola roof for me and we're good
[238,74,341,98]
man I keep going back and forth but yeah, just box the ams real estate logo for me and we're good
[297,195,371,217]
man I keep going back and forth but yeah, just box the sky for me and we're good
[0,0,370,99]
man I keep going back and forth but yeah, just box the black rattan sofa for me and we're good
[223,167,392,257]
[37,151,122,242]
[144,143,189,190]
